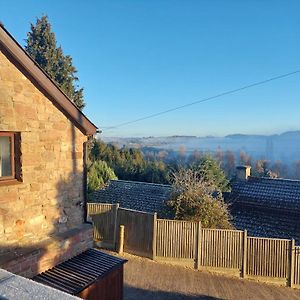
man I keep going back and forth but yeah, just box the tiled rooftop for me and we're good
[231,205,300,243]
[228,176,300,244]
[90,180,172,216]
[230,177,300,212]
[90,177,300,244]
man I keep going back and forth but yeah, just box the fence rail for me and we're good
[88,203,299,288]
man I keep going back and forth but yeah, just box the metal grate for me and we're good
[32,248,127,295]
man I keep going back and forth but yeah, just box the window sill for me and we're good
[0,179,22,187]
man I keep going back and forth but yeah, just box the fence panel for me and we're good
[117,208,155,258]
[88,203,300,287]
[294,246,300,286]
[156,219,198,259]
[200,228,243,270]
[87,203,118,248]
[247,237,290,279]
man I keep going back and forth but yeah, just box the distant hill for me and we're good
[101,131,300,164]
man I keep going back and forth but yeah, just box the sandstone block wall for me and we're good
[0,49,88,252]
[1,224,93,278]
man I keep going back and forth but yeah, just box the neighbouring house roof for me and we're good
[230,206,300,243]
[230,176,300,212]
[90,180,172,216]
[0,23,98,136]
[227,176,300,244]
[92,178,300,244]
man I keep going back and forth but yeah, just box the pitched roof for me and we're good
[230,206,300,244]
[227,176,300,244]
[230,176,300,212]
[90,180,172,216]
[0,24,97,136]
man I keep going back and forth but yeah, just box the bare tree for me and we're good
[167,169,233,229]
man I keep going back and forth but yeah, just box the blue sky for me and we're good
[1,1,300,137]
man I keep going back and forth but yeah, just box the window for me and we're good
[0,132,21,183]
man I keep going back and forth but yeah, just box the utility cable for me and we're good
[102,70,300,130]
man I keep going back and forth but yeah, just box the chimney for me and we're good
[236,165,251,180]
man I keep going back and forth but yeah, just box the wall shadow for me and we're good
[124,285,223,300]
[0,123,91,279]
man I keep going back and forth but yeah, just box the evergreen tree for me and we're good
[87,160,117,193]
[191,155,231,192]
[25,16,85,109]
[89,139,170,184]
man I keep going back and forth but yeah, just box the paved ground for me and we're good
[116,252,300,300]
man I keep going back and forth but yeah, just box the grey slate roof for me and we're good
[91,178,300,244]
[227,176,300,244]
[230,176,300,212]
[231,206,300,242]
[90,180,172,216]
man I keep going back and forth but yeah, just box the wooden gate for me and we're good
[117,208,156,258]
[87,203,118,249]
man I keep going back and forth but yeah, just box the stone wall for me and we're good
[0,48,90,264]
[1,224,93,278]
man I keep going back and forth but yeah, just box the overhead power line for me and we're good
[102,70,300,131]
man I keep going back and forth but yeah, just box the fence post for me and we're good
[196,221,201,270]
[152,213,157,260]
[118,225,125,254]
[242,230,247,278]
[113,203,119,251]
[289,239,295,288]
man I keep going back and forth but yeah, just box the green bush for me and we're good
[87,160,117,193]
[167,169,233,229]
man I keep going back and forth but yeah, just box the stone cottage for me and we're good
[0,24,98,277]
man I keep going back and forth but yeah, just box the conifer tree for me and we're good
[25,16,85,109]
[191,155,231,192]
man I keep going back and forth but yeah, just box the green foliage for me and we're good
[167,169,233,229]
[87,160,117,193]
[89,139,170,184]
[190,155,231,192]
[25,15,85,109]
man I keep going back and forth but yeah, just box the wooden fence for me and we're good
[294,246,300,287]
[87,203,156,258]
[156,219,198,267]
[117,208,156,258]
[246,237,290,284]
[87,203,118,249]
[88,203,299,288]
[200,228,244,273]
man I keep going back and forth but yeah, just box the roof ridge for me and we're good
[0,25,98,135]
[111,179,172,188]
[248,176,300,184]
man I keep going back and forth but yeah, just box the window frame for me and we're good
[0,132,16,182]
